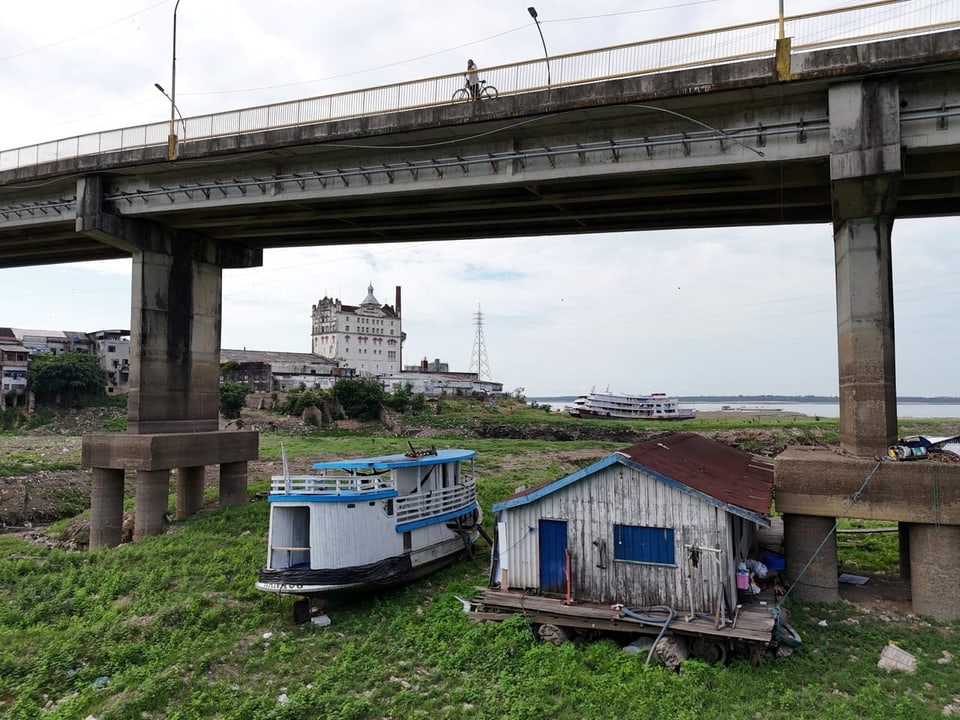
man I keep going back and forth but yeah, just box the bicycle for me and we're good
[452,77,498,102]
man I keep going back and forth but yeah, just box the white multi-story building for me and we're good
[90,329,131,395]
[311,284,404,377]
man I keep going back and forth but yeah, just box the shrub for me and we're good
[27,352,107,407]
[219,381,250,419]
[333,378,384,421]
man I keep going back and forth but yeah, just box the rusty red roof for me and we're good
[494,432,773,519]
[617,432,773,516]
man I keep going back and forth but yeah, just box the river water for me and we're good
[529,399,960,419]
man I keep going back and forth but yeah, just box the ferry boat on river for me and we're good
[566,390,696,421]
[256,445,482,597]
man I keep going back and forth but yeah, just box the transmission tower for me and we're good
[470,304,491,380]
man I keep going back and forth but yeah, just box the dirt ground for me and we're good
[1,406,951,619]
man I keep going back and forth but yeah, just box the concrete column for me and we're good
[829,79,901,457]
[134,469,170,539]
[176,465,206,519]
[909,524,960,621]
[89,468,125,549]
[898,522,911,580]
[783,513,838,603]
[127,237,224,435]
[219,461,248,506]
[833,216,898,456]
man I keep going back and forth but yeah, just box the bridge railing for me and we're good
[2,0,957,172]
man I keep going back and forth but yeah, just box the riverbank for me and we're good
[3,401,959,528]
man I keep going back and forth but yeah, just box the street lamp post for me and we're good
[165,0,182,160]
[527,6,551,87]
[154,83,184,137]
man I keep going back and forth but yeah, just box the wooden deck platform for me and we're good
[470,587,782,648]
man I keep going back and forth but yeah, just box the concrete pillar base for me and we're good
[898,522,911,580]
[783,513,839,603]
[219,461,248,506]
[134,469,170,539]
[909,523,960,621]
[90,468,125,549]
[176,465,206,519]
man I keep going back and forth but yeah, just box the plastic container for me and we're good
[762,552,786,572]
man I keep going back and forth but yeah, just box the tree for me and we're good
[333,377,385,421]
[27,352,108,406]
[219,381,250,419]
[220,360,240,382]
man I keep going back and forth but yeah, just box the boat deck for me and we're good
[470,587,782,647]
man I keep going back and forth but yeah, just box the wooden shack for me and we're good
[489,433,774,615]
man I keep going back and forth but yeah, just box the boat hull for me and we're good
[575,408,696,421]
[256,530,478,596]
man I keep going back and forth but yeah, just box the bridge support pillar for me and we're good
[782,513,838,603]
[89,468,125,549]
[219,461,249,507]
[909,524,960,621]
[176,466,206,519]
[829,78,902,458]
[133,469,170,540]
[78,181,263,546]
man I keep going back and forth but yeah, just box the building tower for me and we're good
[469,304,491,380]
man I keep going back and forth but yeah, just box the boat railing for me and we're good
[269,473,394,495]
[395,479,477,524]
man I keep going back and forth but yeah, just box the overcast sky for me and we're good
[2,1,957,398]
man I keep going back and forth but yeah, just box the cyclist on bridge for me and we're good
[466,59,479,99]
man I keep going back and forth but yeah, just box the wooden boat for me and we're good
[566,390,696,420]
[255,445,482,597]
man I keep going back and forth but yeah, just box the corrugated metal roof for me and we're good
[494,432,773,520]
[221,349,337,366]
[617,432,774,516]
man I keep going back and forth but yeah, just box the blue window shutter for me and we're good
[613,524,675,564]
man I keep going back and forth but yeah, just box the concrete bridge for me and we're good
[2,3,960,617]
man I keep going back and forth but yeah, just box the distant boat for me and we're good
[566,390,696,421]
[256,445,483,598]
[721,405,783,412]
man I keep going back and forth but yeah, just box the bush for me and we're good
[333,378,384,421]
[280,387,329,416]
[27,352,107,407]
[0,407,26,432]
[383,384,413,413]
[219,381,250,419]
[408,393,427,415]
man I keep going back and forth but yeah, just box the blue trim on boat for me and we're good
[268,489,398,503]
[312,448,475,471]
[395,502,478,533]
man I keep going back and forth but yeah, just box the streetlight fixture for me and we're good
[154,83,185,139]
[527,6,551,87]
[162,0,182,160]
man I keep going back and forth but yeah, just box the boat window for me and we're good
[346,503,356,509]
[442,463,450,488]
[403,531,412,552]
[383,498,394,517]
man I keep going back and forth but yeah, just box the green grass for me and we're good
[0,450,79,477]
[1,491,957,719]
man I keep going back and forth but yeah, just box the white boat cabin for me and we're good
[257,447,481,595]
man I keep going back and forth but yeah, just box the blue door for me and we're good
[538,519,568,593]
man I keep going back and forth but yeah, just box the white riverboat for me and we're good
[256,446,482,597]
[566,390,696,421]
